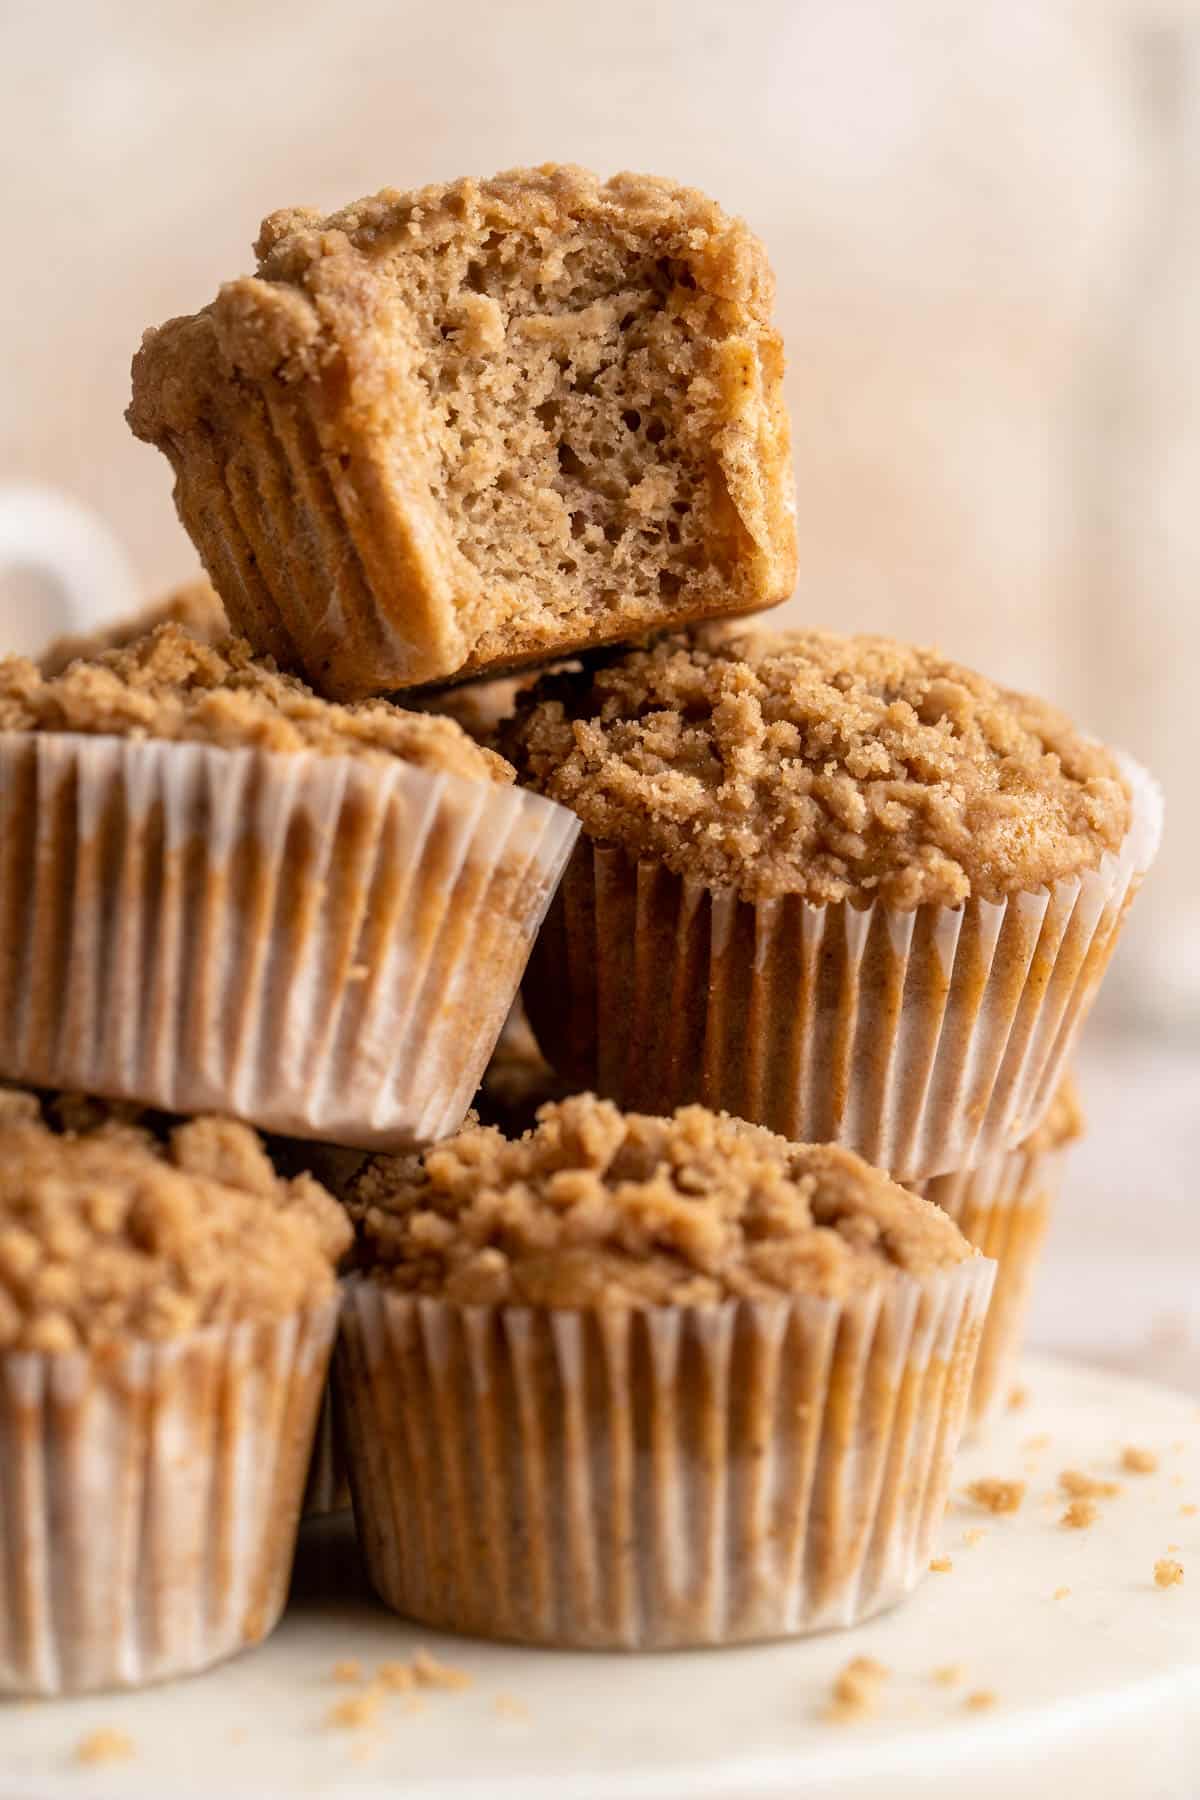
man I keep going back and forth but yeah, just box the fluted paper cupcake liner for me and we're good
[525,752,1160,1180]
[336,1260,994,1650]
[917,1142,1070,1434]
[303,1380,352,1517]
[0,733,578,1147]
[0,1301,337,1696]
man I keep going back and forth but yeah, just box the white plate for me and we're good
[4,1353,1198,1800]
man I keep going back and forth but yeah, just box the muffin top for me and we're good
[37,580,229,677]
[0,623,511,784]
[349,1093,976,1307]
[0,1088,352,1353]
[506,630,1131,908]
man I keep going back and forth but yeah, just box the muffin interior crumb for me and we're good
[0,623,510,784]
[0,1087,349,1351]
[349,1093,975,1307]
[507,628,1132,908]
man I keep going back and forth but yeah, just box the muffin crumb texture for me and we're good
[508,629,1131,908]
[0,1087,349,1351]
[0,623,509,784]
[38,580,228,676]
[129,165,796,695]
[349,1094,975,1307]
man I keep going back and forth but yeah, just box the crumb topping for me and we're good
[1059,1469,1121,1500]
[966,1478,1026,1516]
[0,623,510,784]
[1154,1558,1184,1589]
[506,629,1131,908]
[1061,1498,1099,1530]
[38,580,228,677]
[0,1088,350,1351]
[348,1094,975,1307]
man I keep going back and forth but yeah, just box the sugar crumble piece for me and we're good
[964,1690,997,1712]
[375,1661,417,1693]
[962,1528,987,1548]
[1007,1384,1029,1411]
[330,1658,363,1683]
[929,1556,953,1572]
[966,1478,1025,1516]
[1154,1559,1184,1589]
[1181,1504,1198,1518]
[822,1656,890,1723]
[1059,1470,1120,1501]
[75,1729,135,1766]
[1122,1446,1159,1475]
[327,1687,386,1731]
[931,1664,965,1687]
[1061,1498,1099,1530]
[411,1648,473,1691]
[1167,1543,1181,1553]
[1052,1586,1072,1601]
[1023,1434,1052,1452]
[494,1694,530,1720]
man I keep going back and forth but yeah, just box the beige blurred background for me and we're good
[0,0,1195,1030]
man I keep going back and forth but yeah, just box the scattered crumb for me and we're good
[966,1478,1025,1516]
[965,1690,997,1713]
[1061,1498,1099,1530]
[1023,1434,1051,1452]
[1008,1384,1029,1411]
[327,1689,386,1731]
[1059,1470,1121,1501]
[1155,1559,1184,1589]
[375,1661,417,1693]
[1167,1544,1181,1553]
[1053,1586,1072,1601]
[330,1659,363,1684]
[1181,1504,1198,1518]
[822,1656,890,1723]
[931,1664,965,1687]
[75,1729,136,1766]
[1171,1475,1185,1488]
[1122,1447,1159,1475]
[962,1528,987,1548]
[929,1556,953,1572]
[494,1694,530,1721]
[412,1648,472,1691]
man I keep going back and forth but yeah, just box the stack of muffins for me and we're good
[0,165,1160,1688]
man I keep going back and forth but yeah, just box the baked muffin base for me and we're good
[336,1261,993,1649]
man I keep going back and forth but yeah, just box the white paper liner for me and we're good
[303,1380,352,1517]
[525,752,1160,1180]
[0,733,578,1147]
[917,1141,1070,1434]
[0,1299,337,1696]
[336,1259,994,1649]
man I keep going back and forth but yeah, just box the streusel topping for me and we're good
[0,1088,351,1352]
[506,630,1131,908]
[350,1093,975,1307]
[38,580,228,677]
[0,624,511,783]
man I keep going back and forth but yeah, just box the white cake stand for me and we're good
[4,1353,1198,1800]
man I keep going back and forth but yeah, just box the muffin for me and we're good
[917,1075,1083,1433]
[507,629,1161,1179]
[36,578,228,676]
[0,623,577,1146]
[336,1096,994,1649]
[127,165,797,700]
[0,1086,350,1694]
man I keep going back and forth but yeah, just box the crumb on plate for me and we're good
[1123,1446,1159,1475]
[1155,1559,1184,1589]
[1059,1470,1120,1500]
[966,1478,1025,1516]
[1061,1498,1099,1530]
[75,1729,135,1766]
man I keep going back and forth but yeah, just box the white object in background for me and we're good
[0,483,138,656]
